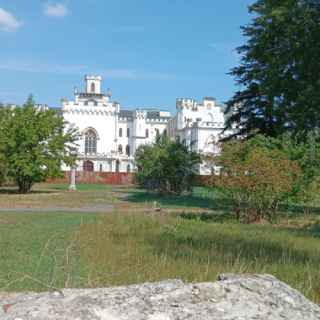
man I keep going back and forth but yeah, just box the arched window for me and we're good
[163,129,167,136]
[126,145,130,156]
[85,129,97,154]
[145,129,149,138]
[126,164,131,173]
[116,160,120,172]
[118,144,123,154]
[119,128,122,137]
[83,160,94,172]
[127,128,130,138]
[91,82,95,93]
[155,128,160,137]
[99,164,103,172]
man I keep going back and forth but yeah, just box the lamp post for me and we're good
[69,149,77,191]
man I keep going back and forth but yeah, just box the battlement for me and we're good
[176,98,196,109]
[177,97,218,110]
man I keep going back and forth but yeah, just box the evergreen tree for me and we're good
[225,0,320,139]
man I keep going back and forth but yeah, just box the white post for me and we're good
[69,166,77,191]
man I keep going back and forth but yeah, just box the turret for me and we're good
[85,75,102,94]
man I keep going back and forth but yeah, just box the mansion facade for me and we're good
[62,75,228,175]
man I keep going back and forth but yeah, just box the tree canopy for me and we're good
[0,96,78,193]
[224,0,320,139]
[135,136,201,195]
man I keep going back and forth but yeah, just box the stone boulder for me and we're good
[1,274,320,319]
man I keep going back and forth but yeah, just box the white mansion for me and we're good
[62,75,228,175]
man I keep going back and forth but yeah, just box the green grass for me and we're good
[1,184,320,303]
[121,186,232,211]
[1,211,320,302]
[0,213,99,291]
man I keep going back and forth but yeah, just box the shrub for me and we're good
[135,136,201,195]
[215,136,301,223]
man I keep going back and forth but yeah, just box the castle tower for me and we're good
[85,75,102,94]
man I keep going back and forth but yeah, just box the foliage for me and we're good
[224,0,320,139]
[135,136,201,195]
[0,96,78,193]
[0,105,9,185]
[0,160,8,186]
[215,136,301,222]
[241,133,320,206]
[285,133,320,206]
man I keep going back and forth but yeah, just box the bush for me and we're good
[135,136,201,195]
[215,136,301,223]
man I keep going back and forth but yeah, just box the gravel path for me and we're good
[0,205,114,213]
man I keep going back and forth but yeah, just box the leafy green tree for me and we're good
[224,0,320,139]
[0,96,78,193]
[135,136,201,195]
[0,105,9,185]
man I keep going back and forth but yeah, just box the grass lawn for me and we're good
[0,183,320,303]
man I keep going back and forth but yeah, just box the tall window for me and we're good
[155,128,160,137]
[127,128,130,137]
[119,128,123,137]
[145,129,149,138]
[118,144,123,154]
[116,160,120,172]
[127,164,131,173]
[91,82,95,93]
[85,129,97,154]
[126,145,130,156]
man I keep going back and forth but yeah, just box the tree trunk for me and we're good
[17,179,33,193]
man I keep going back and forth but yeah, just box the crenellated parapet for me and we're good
[176,98,196,110]
[62,106,117,117]
[134,110,147,120]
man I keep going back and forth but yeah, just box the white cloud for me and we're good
[44,3,68,18]
[0,8,22,32]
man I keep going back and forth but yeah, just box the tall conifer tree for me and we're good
[225,0,320,139]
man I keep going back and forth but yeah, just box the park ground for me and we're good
[0,183,320,303]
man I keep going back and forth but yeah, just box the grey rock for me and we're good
[0,274,319,319]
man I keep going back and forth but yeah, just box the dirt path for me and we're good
[0,204,114,213]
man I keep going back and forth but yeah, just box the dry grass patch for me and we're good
[0,183,117,209]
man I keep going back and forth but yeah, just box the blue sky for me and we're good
[0,0,254,112]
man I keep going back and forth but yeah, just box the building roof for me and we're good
[119,109,134,120]
[146,110,161,119]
